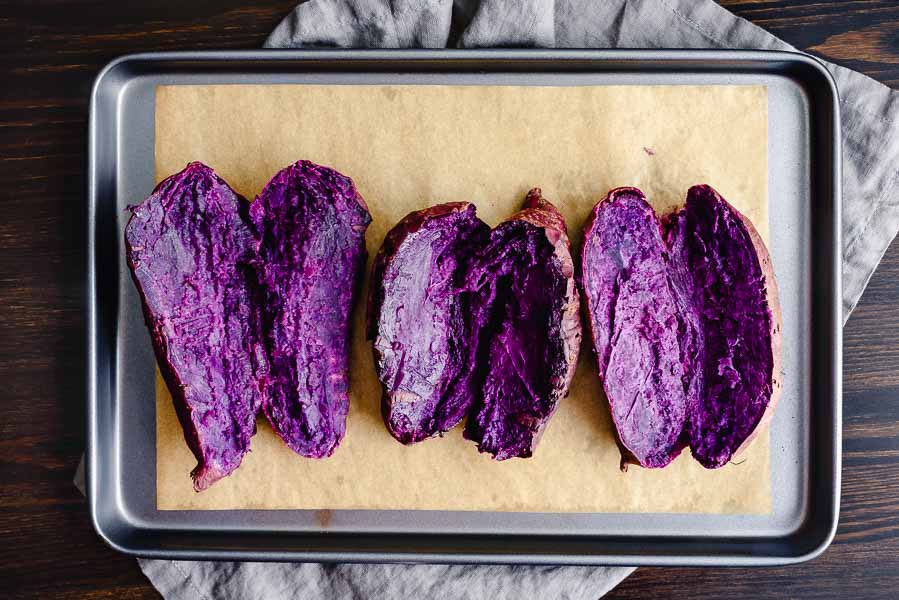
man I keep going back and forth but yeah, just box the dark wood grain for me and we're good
[0,0,897,598]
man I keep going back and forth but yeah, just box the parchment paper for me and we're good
[154,84,770,513]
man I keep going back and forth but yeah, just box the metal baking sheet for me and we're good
[87,49,841,566]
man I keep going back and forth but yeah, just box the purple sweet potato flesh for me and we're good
[666,185,778,469]
[582,185,780,470]
[125,162,264,491]
[463,189,582,460]
[581,188,690,468]
[251,161,371,458]
[368,203,490,444]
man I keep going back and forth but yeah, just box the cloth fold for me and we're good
[120,1,899,597]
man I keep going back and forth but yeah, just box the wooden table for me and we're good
[2,1,897,597]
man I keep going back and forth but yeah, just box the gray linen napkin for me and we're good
[94,1,899,598]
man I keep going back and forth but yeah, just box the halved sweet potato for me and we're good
[666,185,782,469]
[251,161,371,458]
[368,202,490,444]
[581,188,690,468]
[125,162,265,491]
[463,189,582,460]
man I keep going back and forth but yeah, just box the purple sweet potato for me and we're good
[368,203,490,444]
[250,161,371,458]
[582,185,781,469]
[665,185,782,469]
[463,189,582,460]
[125,162,265,491]
[581,188,691,469]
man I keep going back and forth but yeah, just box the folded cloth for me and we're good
[116,1,899,598]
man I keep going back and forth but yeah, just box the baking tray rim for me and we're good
[87,48,842,566]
